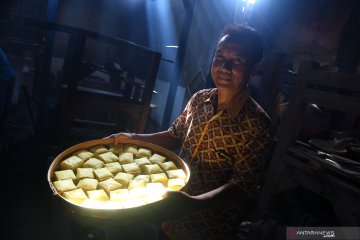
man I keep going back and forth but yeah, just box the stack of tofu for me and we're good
[52,143,187,209]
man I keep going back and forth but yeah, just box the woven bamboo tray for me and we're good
[48,138,190,220]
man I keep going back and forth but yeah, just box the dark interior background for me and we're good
[0,0,359,239]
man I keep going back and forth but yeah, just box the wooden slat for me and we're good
[24,17,158,54]
[306,70,360,90]
[304,89,360,114]
[285,154,360,195]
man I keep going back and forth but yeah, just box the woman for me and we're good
[109,23,272,239]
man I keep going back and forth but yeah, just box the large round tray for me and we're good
[48,138,190,221]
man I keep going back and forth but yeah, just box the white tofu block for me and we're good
[124,144,138,154]
[53,179,77,193]
[149,153,166,164]
[94,168,114,181]
[110,189,130,202]
[119,152,134,164]
[150,173,168,187]
[159,161,177,171]
[108,143,124,154]
[146,182,165,191]
[98,151,118,163]
[167,178,186,191]
[128,180,146,190]
[98,178,123,193]
[129,188,147,199]
[89,145,108,155]
[54,169,76,181]
[123,199,145,209]
[122,163,141,175]
[76,168,94,180]
[60,156,84,170]
[134,157,151,171]
[166,169,186,179]
[103,201,123,209]
[144,164,163,174]
[143,192,165,204]
[136,148,152,158]
[63,188,88,204]
[81,199,123,209]
[114,172,134,187]
[133,174,150,182]
[81,199,105,209]
[84,158,105,169]
[87,189,109,202]
[77,178,98,191]
[145,182,166,201]
[105,162,123,174]
[73,149,94,160]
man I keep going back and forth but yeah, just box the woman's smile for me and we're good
[217,73,232,80]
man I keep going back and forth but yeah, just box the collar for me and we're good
[204,88,250,120]
[204,88,217,103]
[227,89,250,120]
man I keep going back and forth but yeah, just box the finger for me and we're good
[162,191,170,198]
[114,134,120,145]
[162,190,176,199]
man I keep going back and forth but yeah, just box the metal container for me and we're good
[48,138,190,221]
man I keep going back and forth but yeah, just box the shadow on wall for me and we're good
[150,79,185,131]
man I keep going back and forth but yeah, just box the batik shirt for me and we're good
[165,88,272,240]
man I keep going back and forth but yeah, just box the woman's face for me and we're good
[211,35,255,91]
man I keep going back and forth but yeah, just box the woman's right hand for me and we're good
[105,131,178,150]
[104,132,135,145]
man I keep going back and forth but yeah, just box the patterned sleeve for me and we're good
[230,124,273,200]
[168,91,199,140]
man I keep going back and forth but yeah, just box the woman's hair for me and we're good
[220,23,263,65]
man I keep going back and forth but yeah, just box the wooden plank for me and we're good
[304,89,360,114]
[285,154,360,196]
[24,17,159,54]
[306,70,360,90]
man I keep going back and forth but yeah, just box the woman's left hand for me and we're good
[160,191,201,219]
